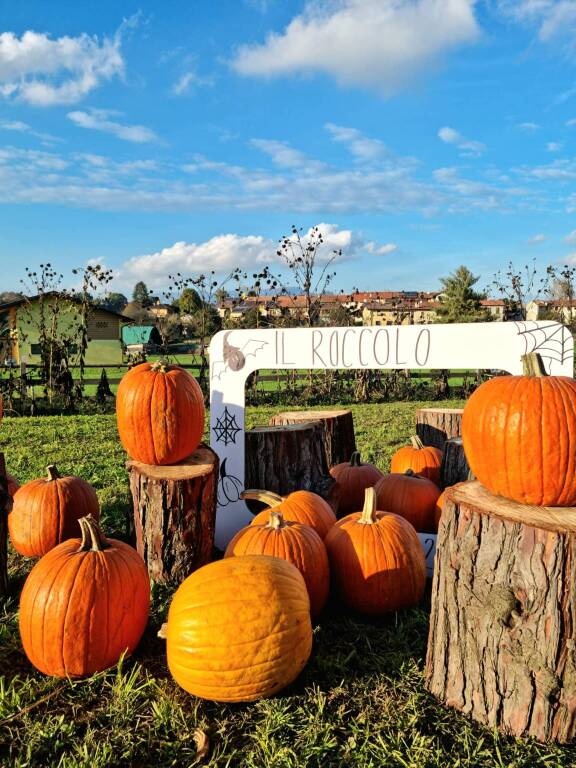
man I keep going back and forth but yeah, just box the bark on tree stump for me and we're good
[127,444,218,586]
[440,437,473,489]
[415,407,463,450]
[269,409,356,468]
[426,480,576,744]
[245,422,340,513]
[0,454,9,596]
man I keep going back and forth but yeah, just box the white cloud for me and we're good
[325,123,386,160]
[364,241,398,255]
[118,223,357,283]
[0,119,59,143]
[516,158,576,179]
[438,126,485,156]
[547,141,562,152]
[67,108,158,143]
[498,0,576,43]
[232,0,479,95]
[172,69,213,95]
[567,118,576,126]
[528,233,546,243]
[0,29,124,106]
[251,138,310,167]
[565,229,576,244]
[517,121,540,132]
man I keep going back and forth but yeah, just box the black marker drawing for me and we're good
[212,407,241,445]
[211,331,268,380]
[217,458,243,507]
[514,321,573,371]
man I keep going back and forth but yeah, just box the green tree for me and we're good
[99,292,128,313]
[132,281,152,307]
[436,265,488,323]
[178,287,202,314]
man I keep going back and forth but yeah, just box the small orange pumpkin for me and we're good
[374,470,440,533]
[390,436,442,485]
[324,488,426,615]
[243,489,336,539]
[329,451,384,517]
[164,555,312,702]
[19,516,150,678]
[116,361,205,465]
[225,509,329,617]
[9,465,100,557]
[463,352,576,506]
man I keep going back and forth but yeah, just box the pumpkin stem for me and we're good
[150,360,169,373]
[410,435,425,450]
[350,451,362,467]
[522,352,548,377]
[266,510,285,530]
[46,464,60,481]
[359,487,378,525]
[241,489,284,507]
[77,515,109,552]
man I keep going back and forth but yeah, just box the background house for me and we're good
[0,293,131,365]
[121,325,162,355]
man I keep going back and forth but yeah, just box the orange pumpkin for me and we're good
[374,470,440,533]
[116,361,205,465]
[225,509,329,617]
[243,489,336,539]
[390,436,442,485]
[164,555,312,702]
[463,352,576,506]
[329,451,384,516]
[324,487,425,615]
[19,516,150,678]
[9,465,100,557]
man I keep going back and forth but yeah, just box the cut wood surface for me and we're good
[426,479,576,743]
[127,444,218,585]
[440,437,472,489]
[415,407,463,450]
[269,409,356,468]
[245,422,339,512]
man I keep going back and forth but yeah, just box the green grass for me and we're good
[1,403,576,767]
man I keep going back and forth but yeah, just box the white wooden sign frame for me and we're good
[209,321,573,575]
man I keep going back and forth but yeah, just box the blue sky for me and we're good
[1,0,576,296]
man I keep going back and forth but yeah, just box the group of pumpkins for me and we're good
[6,351,573,704]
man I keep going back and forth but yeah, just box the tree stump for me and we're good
[245,423,340,513]
[426,480,576,744]
[127,444,218,586]
[0,454,9,596]
[415,407,463,450]
[440,437,473,489]
[269,409,356,468]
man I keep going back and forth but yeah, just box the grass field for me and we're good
[1,402,575,767]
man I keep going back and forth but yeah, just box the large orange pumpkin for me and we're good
[329,451,384,516]
[390,436,442,485]
[243,489,336,539]
[225,510,329,617]
[164,555,312,702]
[324,488,425,615]
[116,361,205,465]
[462,352,576,506]
[374,470,440,533]
[9,465,100,557]
[434,490,446,530]
[19,516,150,678]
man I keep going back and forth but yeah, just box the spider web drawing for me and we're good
[212,407,241,445]
[514,321,573,371]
